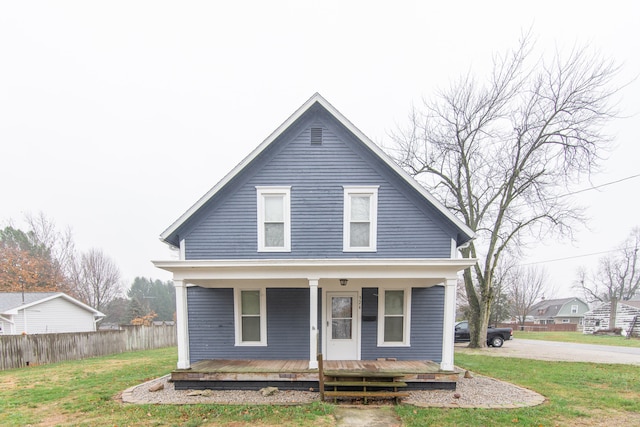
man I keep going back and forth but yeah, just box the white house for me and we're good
[583,300,640,336]
[0,292,104,335]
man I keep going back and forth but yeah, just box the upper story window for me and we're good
[343,186,378,252]
[571,304,578,314]
[256,186,291,252]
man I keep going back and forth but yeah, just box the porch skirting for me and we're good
[171,359,460,391]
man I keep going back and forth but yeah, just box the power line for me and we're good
[556,173,640,199]
[520,248,620,266]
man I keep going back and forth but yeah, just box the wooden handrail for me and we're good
[317,353,324,401]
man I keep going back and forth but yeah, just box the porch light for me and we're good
[340,279,348,286]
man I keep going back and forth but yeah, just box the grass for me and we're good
[1,346,638,426]
[398,353,640,427]
[514,330,640,348]
[0,347,333,426]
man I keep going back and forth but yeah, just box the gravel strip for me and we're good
[122,373,545,408]
[404,375,546,408]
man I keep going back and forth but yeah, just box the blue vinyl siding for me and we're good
[187,286,319,363]
[183,109,454,259]
[361,287,444,361]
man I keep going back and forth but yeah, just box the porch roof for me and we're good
[153,258,476,285]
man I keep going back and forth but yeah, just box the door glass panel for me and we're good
[332,297,352,318]
[331,296,353,340]
[332,319,352,339]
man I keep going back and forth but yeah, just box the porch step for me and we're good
[324,381,407,388]
[324,391,410,398]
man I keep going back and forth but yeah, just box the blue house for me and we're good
[154,94,475,382]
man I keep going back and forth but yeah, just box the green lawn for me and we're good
[514,330,640,348]
[0,347,332,427]
[1,347,638,426]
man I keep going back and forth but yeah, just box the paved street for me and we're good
[456,338,640,365]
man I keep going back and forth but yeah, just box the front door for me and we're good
[326,291,359,360]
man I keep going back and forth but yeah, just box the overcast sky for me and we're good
[1,1,639,299]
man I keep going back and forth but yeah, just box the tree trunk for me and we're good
[462,259,490,348]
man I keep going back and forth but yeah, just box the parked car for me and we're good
[454,321,513,347]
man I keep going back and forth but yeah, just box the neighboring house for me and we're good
[583,300,640,336]
[527,297,590,328]
[0,292,104,335]
[154,93,475,373]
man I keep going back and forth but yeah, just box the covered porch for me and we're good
[154,258,474,374]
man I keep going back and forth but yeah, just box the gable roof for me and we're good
[527,297,586,318]
[0,292,105,317]
[160,93,475,248]
[621,300,640,310]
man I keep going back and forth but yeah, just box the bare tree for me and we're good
[389,33,620,347]
[23,211,76,292]
[508,265,548,327]
[70,248,122,311]
[577,227,640,303]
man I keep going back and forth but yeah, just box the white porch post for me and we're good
[441,278,457,371]
[174,279,190,369]
[308,278,319,369]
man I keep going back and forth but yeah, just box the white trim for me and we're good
[179,239,186,260]
[4,292,104,318]
[154,258,477,282]
[159,93,475,247]
[343,186,378,252]
[440,278,457,371]
[174,280,190,369]
[256,186,291,252]
[324,290,361,360]
[377,288,411,347]
[234,288,268,346]
[308,279,319,369]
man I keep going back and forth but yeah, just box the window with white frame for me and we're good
[234,289,267,346]
[378,288,410,346]
[256,186,291,252]
[343,186,378,252]
[562,319,570,323]
[571,304,578,314]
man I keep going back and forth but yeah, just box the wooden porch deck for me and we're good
[171,359,460,391]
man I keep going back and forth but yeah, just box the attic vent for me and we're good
[310,127,323,144]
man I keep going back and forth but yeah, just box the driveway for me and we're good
[456,339,640,365]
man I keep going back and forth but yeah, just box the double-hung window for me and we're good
[571,304,578,314]
[256,186,291,252]
[343,186,378,252]
[234,289,267,346]
[377,288,410,346]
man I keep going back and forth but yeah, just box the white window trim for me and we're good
[343,186,379,252]
[571,304,578,314]
[377,287,411,347]
[256,186,291,252]
[234,288,268,346]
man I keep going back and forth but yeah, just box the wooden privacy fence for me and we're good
[0,324,176,370]
[497,323,578,332]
